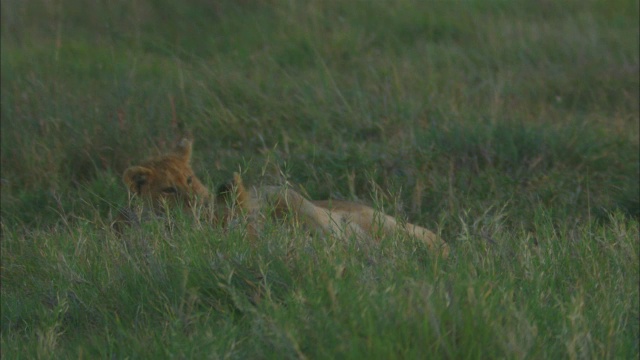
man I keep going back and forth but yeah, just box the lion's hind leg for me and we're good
[354,207,450,258]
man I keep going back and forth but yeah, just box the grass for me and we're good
[1,0,638,358]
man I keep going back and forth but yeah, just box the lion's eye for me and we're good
[162,186,178,194]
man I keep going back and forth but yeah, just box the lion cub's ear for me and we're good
[173,138,193,163]
[232,173,250,207]
[216,172,250,208]
[123,166,154,193]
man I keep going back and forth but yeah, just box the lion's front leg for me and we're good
[259,186,366,241]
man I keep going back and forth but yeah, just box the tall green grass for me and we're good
[2,0,638,358]
[2,210,637,358]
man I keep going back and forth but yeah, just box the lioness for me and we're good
[120,138,449,258]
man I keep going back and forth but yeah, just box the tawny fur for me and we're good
[120,139,449,258]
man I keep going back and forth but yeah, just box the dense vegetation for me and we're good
[1,0,638,358]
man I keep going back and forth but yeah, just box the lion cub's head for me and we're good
[122,139,210,211]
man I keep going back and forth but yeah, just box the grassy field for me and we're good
[1,0,638,358]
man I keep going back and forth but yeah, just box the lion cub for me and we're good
[121,138,449,258]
